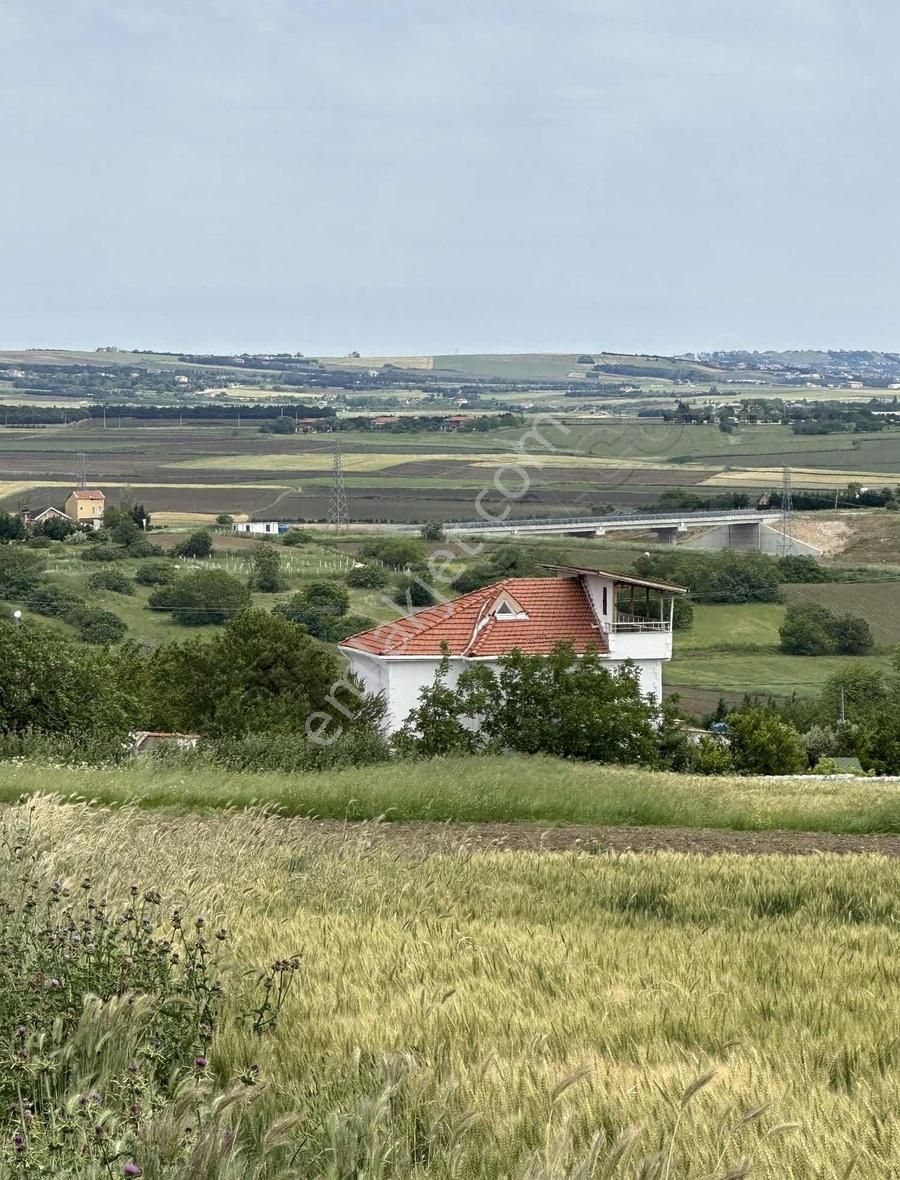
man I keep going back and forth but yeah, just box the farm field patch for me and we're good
[784,581,900,648]
[4,792,900,1175]
[665,650,894,698]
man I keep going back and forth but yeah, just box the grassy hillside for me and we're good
[12,795,900,1176]
[4,756,900,834]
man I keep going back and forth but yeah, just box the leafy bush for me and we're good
[860,708,900,775]
[420,521,445,541]
[151,570,251,626]
[0,618,139,736]
[345,562,388,589]
[145,608,384,736]
[690,733,734,775]
[0,546,46,598]
[125,538,164,558]
[359,536,426,569]
[780,602,874,656]
[69,605,128,644]
[273,581,356,640]
[0,510,26,542]
[248,544,286,592]
[779,602,838,655]
[87,568,134,595]
[26,584,87,619]
[777,554,829,582]
[32,514,75,540]
[634,550,781,604]
[135,560,178,586]
[396,646,667,766]
[452,542,562,593]
[173,529,213,559]
[281,527,313,546]
[392,571,436,608]
[725,708,806,774]
[80,542,124,562]
[832,613,874,655]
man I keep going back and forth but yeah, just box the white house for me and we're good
[339,566,687,733]
[232,521,282,536]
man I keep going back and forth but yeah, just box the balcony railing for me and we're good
[609,613,672,633]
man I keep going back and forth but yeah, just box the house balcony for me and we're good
[603,614,674,661]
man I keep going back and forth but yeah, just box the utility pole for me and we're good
[780,466,793,557]
[327,439,349,530]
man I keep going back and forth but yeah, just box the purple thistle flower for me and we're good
[194,1056,208,1070]
[124,1162,142,1176]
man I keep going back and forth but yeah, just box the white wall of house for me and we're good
[233,521,280,535]
[344,649,666,733]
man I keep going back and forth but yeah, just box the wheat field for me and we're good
[14,795,900,1178]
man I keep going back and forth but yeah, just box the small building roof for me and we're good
[542,565,687,595]
[340,576,607,658]
[68,489,105,500]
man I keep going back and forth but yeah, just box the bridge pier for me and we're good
[654,527,680,545]
[683,521,762,551]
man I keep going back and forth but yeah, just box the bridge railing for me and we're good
[435,508,775,532]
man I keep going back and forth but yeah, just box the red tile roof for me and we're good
[341,576,607,658]
[69,489,105,500]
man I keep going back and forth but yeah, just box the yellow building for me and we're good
[65,489,105,529]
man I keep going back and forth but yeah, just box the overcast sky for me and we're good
[2,0,898,356]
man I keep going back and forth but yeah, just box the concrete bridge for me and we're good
[389,509,821,555]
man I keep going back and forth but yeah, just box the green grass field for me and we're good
[666,651,895,699]
[9,794,900,1177]
[5,755,900,834]
[677,603,785,651]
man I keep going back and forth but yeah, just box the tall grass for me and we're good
[2,755,900,834]
[6,797,900,1176]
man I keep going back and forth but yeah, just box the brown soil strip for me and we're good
[308,820,900,858]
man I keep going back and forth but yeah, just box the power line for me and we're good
[327,439,349,529]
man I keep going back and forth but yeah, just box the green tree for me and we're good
[151,569,251,625]
[0,618,138,736]
[359,536,426,569]
[392,572,436,608]
[420,521,445,541]
[70,606,128,644]
[690,734,734,775]
[397,645,661,766]
[726,708,806,774]
[0,512,25,542]
[818,663,887,725]
[859,709,900,774]
[346,563,388,589]
[145,609,379,736]
[87,569,134,595]
[831,613,874,655]
[0,547,46,599]
[135,560,178,586]
[273,581,351,639]
[173,529,213,559]
[249,544,286,592]
[282,528,313,546]
[779,603,837,655]
[33,515,73,541]
[393,654,484,758]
